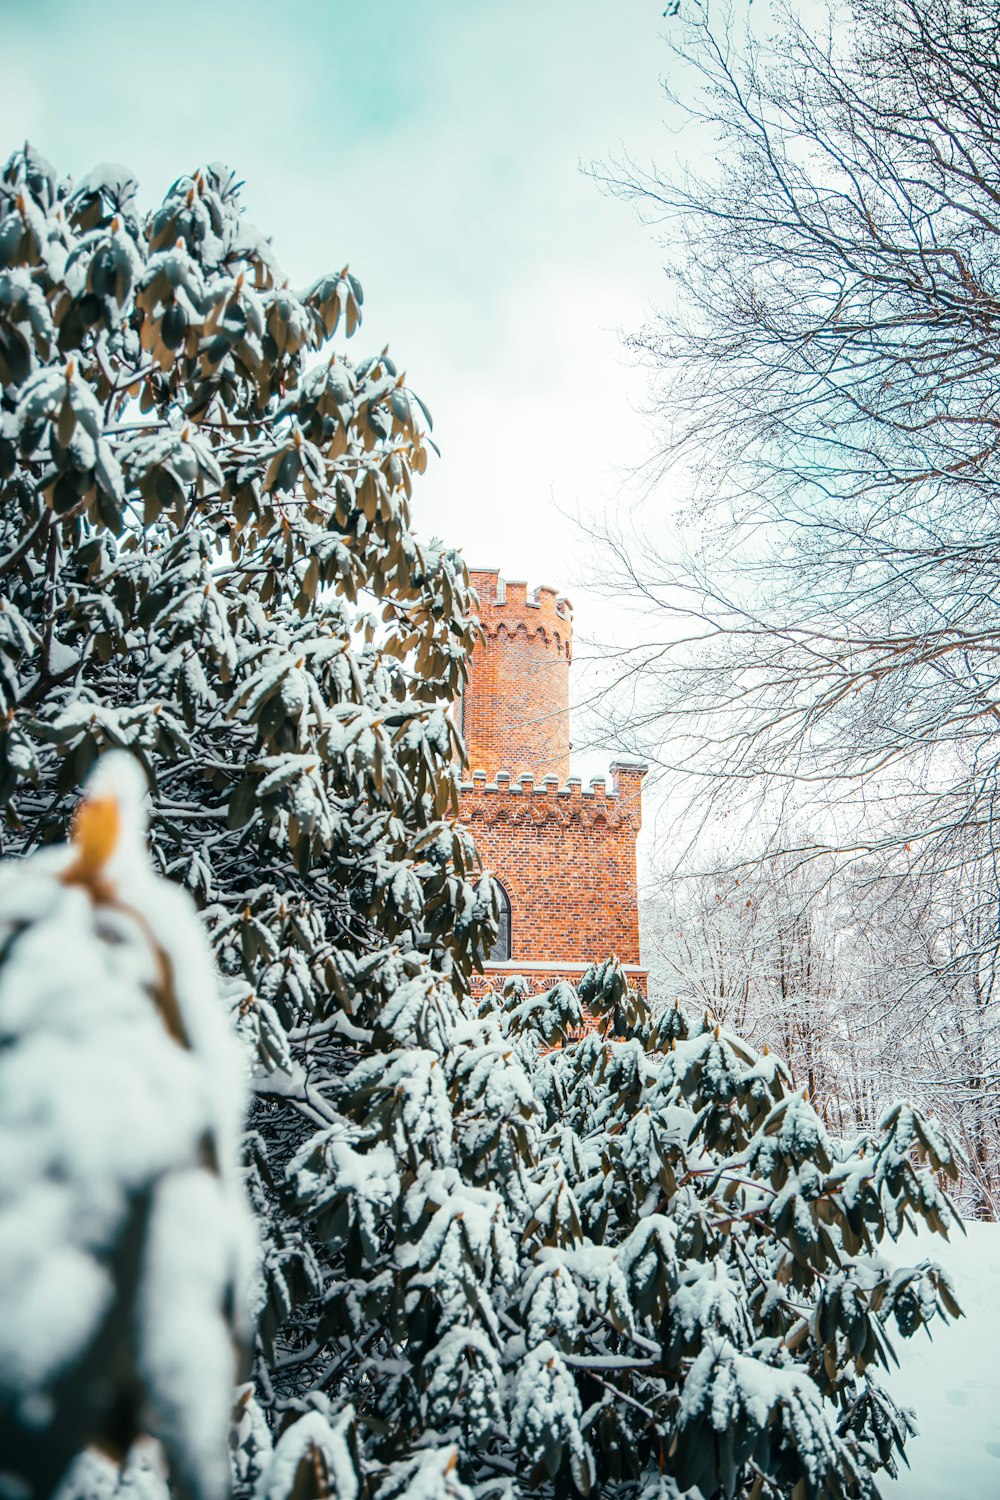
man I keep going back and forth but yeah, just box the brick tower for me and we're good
[458,569,647,994]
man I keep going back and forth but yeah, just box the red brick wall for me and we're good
[462,571,573,782]
[458,764,645,966]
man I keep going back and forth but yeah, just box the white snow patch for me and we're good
[882,1221,1000,1499]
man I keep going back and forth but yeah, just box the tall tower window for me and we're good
[489,882,512,961]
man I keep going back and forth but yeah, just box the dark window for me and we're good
[489,882,512,961]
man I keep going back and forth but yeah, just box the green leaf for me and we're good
[227,774,259,830]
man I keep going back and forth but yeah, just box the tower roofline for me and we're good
[469,567,573,636]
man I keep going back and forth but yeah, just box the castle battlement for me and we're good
[472,569,573,660]
[460,762,646,833]
[462,569,574,782]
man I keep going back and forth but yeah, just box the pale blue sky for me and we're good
[0,0,675,579]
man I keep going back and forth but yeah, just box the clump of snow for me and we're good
[378,1446,474,1500]
[55,1444,169,1500]
[258,1406,357,1500]
[510,1340,593,1487]
[0,753,255,1500]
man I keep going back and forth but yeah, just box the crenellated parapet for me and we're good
[472,570,573,663]
[459,762,646,834]
[469,962,648,1000]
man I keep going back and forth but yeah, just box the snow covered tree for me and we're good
[641,854,854,1123]
[0,754,254,1500]
[0,147,494,1493]
[0,147,964,1500]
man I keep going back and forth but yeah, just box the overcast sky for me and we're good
[0,0,710,845]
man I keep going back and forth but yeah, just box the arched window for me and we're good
[489,881,512,961]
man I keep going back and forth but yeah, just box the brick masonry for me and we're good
[459,568,647,994]
[460,569,573,783]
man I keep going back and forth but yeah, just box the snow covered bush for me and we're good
[239,929,965,1500]
[416,965,961,1500]
[0,754,253,1500]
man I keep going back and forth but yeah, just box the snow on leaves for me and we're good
[511,1342,594,1495]
[378,1448,472,1500]
[404,957,964,1500]
[0,146,492,1500]
[257,1406,360,1500]
[287,1125,399,1263]
[674,1341,845,1499]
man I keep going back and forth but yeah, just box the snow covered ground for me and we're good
[883,1222,1000,1499]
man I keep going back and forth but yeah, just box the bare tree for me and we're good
[590,0,1000,1203]
[594,0,1000,858]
